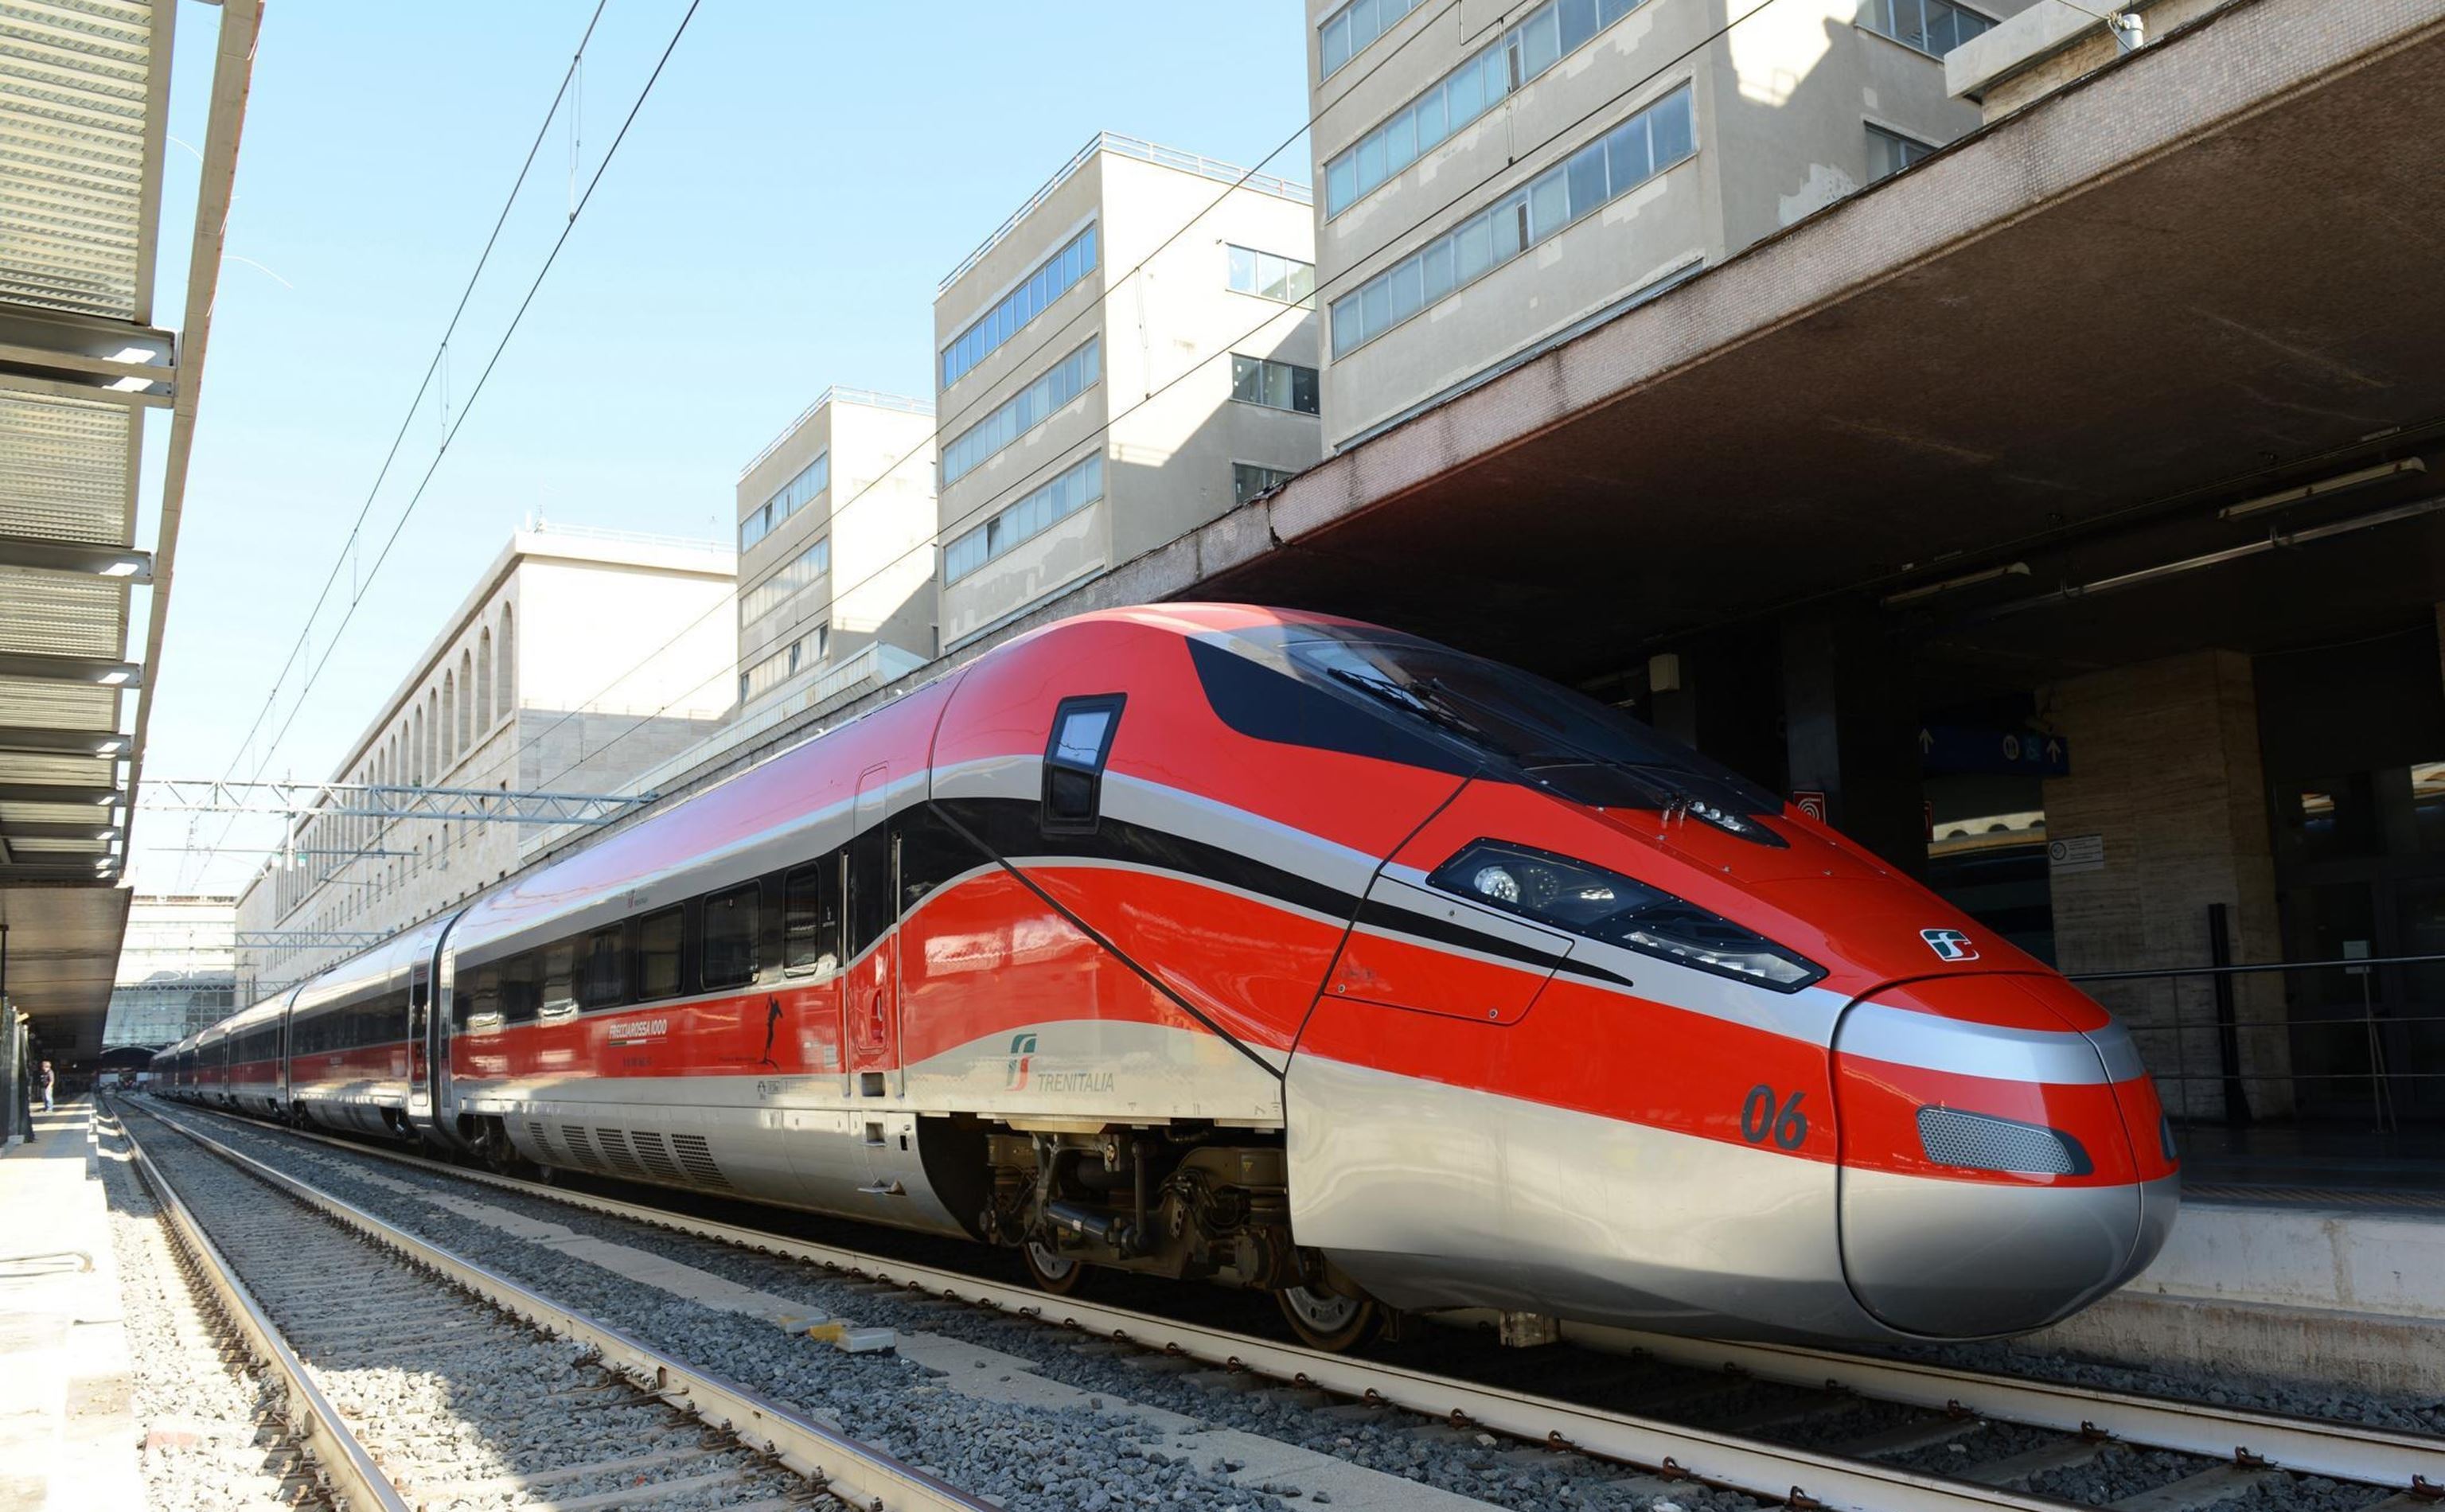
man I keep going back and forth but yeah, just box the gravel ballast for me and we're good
[136,1100,2443,1512]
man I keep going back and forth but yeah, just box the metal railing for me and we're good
[2065,906,2443,1132]
[937,130,1312,297]
[735,386,935,482]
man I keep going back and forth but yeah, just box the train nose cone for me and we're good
[1832,976,2177,1339]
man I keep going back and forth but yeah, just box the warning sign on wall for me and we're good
[2048,834,2105,874]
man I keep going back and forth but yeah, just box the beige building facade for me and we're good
[734,388,940,711]
[934,134,1324,651]
[236,525,737,993]
[1310,0,2030,448]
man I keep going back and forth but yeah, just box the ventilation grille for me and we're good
[594,1127,644,1177]
[1917,1105,2088,1177]
[560,1124,605,1171]
[669,1132,731,1190]
[630,1130,684,1183]
[527,1121,554,1160]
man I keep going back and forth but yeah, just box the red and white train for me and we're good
[158,605,2178,1349]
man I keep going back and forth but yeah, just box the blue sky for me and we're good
[139,1,1312,892]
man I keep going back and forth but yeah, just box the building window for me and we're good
[1229,355,1320,415]
[742,536,831,626]
[741,450,829,551]
[943,451,1105,586]
[1232,462,1297,504]
[1865,123,1937,181]
[1324,0,1652,218]
[1859,0,1994,57]
[1320,0,1428,78]
[1226,245,1316,304]
[941,224,1100,392]
[739,637,811,706]
[942,338,1101,485]
[1331,84,1695,358]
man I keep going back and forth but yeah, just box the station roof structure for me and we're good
[0,0,259,1054]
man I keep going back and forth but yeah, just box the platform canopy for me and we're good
[0,0,259,1054]
[1191,0,2445,691]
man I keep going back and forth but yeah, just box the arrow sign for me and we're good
[1918,724,2070,777]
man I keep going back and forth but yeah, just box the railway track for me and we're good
[135,1097,2445,1512]
[111,1097,992,1512]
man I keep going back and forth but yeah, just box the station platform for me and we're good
[0,1100,139,1512]
[2019,1163,2445,1397]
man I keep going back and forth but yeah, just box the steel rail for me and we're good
[130,1102,995,1512]
[113,1102,411,1512]
[1557,1324,2445,1494]
[145,1102,2067,1512]
[158,1099,2445,1498]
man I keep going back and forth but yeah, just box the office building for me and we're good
[1308,0,2030,447]
[235,524,736,992]
[735,388,938,711]
[934,133,1324,650]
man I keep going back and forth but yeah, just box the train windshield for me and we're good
[1280,631,1780,821]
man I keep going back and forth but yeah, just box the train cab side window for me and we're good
[636,908,684,1000]
[540,941,579,1018]
[1043,694,1125,835]
[703,882,761,989]
[579,926,627,1009]
[783,863,840,975]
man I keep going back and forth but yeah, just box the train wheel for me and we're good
[1277,1285,1381,1352]
[1020,1240,1091,1296]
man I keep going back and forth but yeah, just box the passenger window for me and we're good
[783,863,839,975]
[703,883,761,989]
[540,941,578,1017]
[464,964,501,1029]
[579,926,626,1008]
[1043,694,1125,835]
[636,908,684,999]
[501,953,538,1023]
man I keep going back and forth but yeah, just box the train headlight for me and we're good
[1429,840,1826,992]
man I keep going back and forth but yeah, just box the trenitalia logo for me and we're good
[1921,929,1979,962]
[1004,1032,1038,1090]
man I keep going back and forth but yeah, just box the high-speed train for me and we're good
[158,604,2178,1349]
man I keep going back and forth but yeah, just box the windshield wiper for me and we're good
[1328,667,1493,743]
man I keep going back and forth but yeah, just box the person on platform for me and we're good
[39,1060,54,1113]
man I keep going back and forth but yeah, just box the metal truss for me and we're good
[234,929,391,949]
[140,778,653,825]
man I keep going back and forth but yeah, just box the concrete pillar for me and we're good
[2041,650,2292,1120]
[1780,615,1926,875]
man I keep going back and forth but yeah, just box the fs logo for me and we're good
[1921,928,1979,962]
[1004,1032,1039,1091]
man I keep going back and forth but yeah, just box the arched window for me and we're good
[441,671,457,769]
[411,706,425,785]
[458,649,474,751]
[427,688,440,778]
[497,604,516,716]
[477,629,493,729]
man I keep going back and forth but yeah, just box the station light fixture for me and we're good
[2218,458,2427,520]
[1881,560,2031,608]
[0,532,153,583]
[0,726,132,758]
[0,652,144,688]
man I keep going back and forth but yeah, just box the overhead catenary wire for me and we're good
[253,0,1848,964]
[183,1,614,890]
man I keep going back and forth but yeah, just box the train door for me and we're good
[847,763,900,1097]
[408,958,431,1102]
